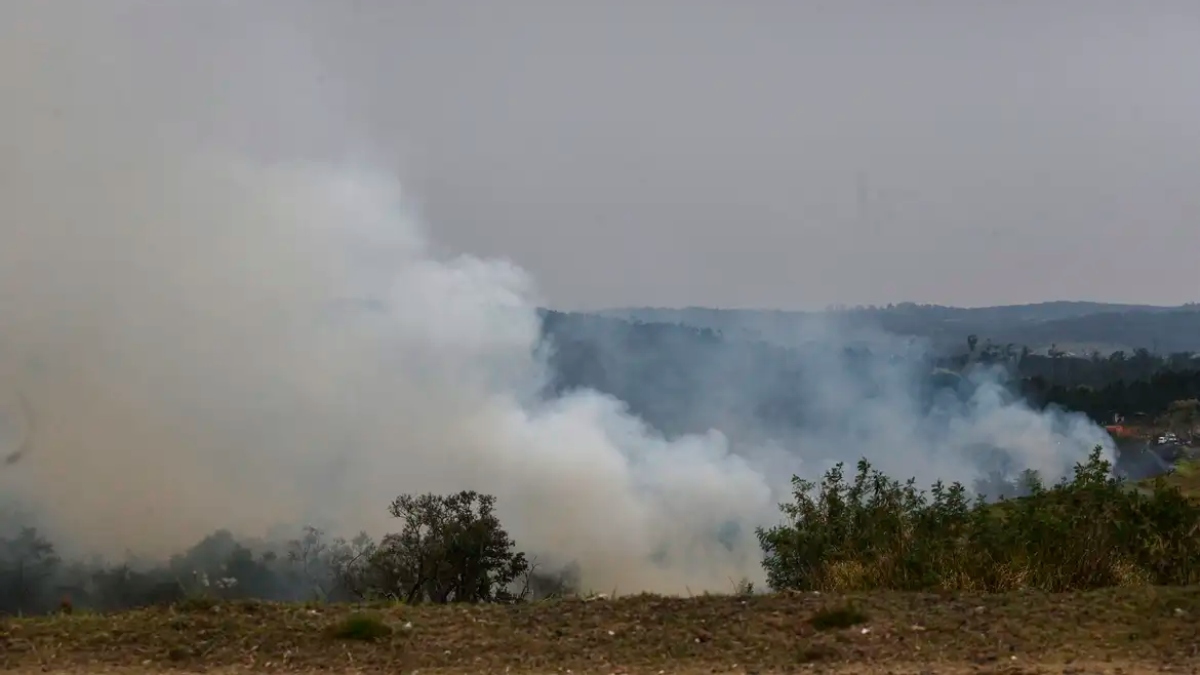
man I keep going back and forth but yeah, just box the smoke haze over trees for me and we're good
[543,309,1200,433]
[600,304,1200,356]
[9,302,1190,615]
[6,438,1200,616]
[2,1,1196,618]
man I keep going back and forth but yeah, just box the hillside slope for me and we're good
[598,302,1200,353]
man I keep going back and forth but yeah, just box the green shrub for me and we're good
[344,491,530,604]
[328,612,393,641]
[757,445,1200,592]
[809,603,869,631]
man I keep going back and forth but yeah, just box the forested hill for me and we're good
[538,308,1200,432]
[539,309,797,439]
[597,302,1200,354]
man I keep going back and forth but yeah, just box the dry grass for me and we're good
[1149,457,1200,496]
[4,586,1200,673]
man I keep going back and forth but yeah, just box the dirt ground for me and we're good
[4,585,1200,674]
[4,662,1195,672]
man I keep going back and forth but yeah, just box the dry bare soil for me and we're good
[4,586,1200,674]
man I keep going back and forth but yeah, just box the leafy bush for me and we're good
[341,490,530,604]
[809,603,869,631]
[757,445,1200,592]
[328,612,393,641]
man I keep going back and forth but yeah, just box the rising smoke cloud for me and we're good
[0,1,1114,593]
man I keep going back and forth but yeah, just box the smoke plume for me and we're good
[0,1,1114,593]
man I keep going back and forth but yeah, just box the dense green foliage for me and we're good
[1024,366,1200,424]
[338,491,530,604]
[757,446,1200,592]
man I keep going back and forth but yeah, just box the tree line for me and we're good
[0,491,578,616]
[955,336,1200,424]
[542,310,1200,431]
[6,446,1200,615]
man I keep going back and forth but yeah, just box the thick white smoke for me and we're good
[0,1,1115,593]
[0,151,779,590]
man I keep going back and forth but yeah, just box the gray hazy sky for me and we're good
[6,1,1200,310]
